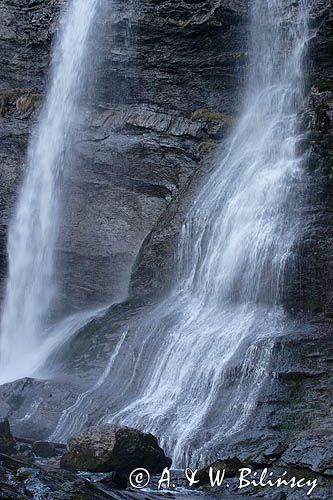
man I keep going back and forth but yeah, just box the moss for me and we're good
[16,94,40,113]
[197,140,215,155]
[191,108,224,121]
[314,80,333,92]
[191,108,235,125]
[61,450,108,471]
[301,299,324,314]
[14,470,31,480]
[0,88,40,116]
[84,480,100,491]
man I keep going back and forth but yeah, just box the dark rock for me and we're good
[0,450,179,499]
[250,443,288,468]
[276,370,325,382]
[15,450,34,463]
[0,418,16,454]
[280,433,333,475]
[0,377,80,440]
[263,443,288,460]
[32,441,56,458]
[100,471,128,490]
[196,457,244,485]
[0,0,247,311]
[60,424,172,473]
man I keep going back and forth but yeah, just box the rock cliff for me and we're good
[0,1,332,498]
[0,0,248,310]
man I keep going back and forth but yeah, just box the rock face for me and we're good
[0,0,60,298]
[0,418,16,454]
[0,377,80,440]
[0,1,332,498]
[60,424,172,473]
[129,0,333,306]
[196,457,244,485]
[0,0,247,310]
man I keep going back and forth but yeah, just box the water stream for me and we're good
[0,0,100,383]
[1,0,311,470]
[96,0,310,467]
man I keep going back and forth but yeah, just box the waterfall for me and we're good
[0,0,100,384]
[91,0,309,466]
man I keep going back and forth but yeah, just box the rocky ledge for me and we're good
[0,419,173,499]
[1,418,333,499]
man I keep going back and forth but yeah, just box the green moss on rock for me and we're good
[16,94,40,113]
[314,80,333,92]
[191,108,235,126]
[197,140,216,154]
[0,88,41,116]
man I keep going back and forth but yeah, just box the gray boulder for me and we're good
[60,424,172,473]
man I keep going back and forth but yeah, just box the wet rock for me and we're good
[251,443,288,468]
[0,377,81,440]
[100,471,128,490]
[263,443,288,459]
[47,456,60,466]
[281,433,333,475]
[32,441,56,458]
[196,457,244,485]
[0,0,248,312]
[0,418,16,454]
[60,424,172,473]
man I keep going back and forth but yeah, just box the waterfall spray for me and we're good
[98,0,310,466]
[50,0,310,467]
[0,0,100,383]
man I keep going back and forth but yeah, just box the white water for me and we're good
[93,0,310,466]
[6,0,310,468]
[0,0,100,383]
[49,329,128,442]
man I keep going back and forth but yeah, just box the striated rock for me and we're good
[60,424,172,473]
[281,433,333,475]
[0,377,80,440]
[100,471,128,490]
[196,457,244,485]
[263,442,288,460]
[0,3,332,499]
[0,418,16,454]
[0,0,247,311]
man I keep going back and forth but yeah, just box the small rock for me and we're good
[32,441,56,458]
[0,418,16,454]
[60,424,172,473]
[196,457,244,486]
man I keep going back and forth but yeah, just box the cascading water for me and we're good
[0,0,100,384]
[53,0,310,467]
[98,0,310,465]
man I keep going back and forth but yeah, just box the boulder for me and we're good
[60,424,172,473]
[32,441,56,458]
[0,418,16,454]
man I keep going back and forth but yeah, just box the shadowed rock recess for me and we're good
[0,0,333,498]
